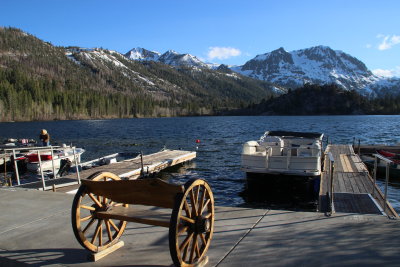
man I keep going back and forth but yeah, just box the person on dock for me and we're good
[39,129,50,146]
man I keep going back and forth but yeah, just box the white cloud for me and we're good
[377,34,400,50]
[372,66,400,77]
[207,47,241,60]
[365,44,372,49]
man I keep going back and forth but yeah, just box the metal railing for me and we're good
[371,153,392,214]
[326,152,335,214]
[2,145,81,190]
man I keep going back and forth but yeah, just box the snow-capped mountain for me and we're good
[157,50,208,68]
[124,47,160,61]
[232,46,399,97]
[124,48,218,69]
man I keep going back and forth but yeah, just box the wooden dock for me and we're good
[16,149,196,191]
[319,144,398,218]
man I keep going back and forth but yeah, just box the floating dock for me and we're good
[319,144,398,218]
[14,149,196,191]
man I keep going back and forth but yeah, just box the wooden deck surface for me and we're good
[320,145,398,218]
[16,149,196,191]
[63,149,196,180]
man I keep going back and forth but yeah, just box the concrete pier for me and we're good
[0,189,399,266]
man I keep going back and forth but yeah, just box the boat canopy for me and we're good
[265,131,323,139]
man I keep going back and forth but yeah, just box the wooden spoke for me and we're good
[180,215,195,224]
[194,185,200,206]
[199,233,207,247]
[98,223,103,246]
[190,190,198,216]
[200,199,210,214]
[88,193,103,208]
[196,242,201,258]
[183,199,191,217]
[80,215,93,222]
[198,188,206,216]
[80,205,96,211]
[105,220,113,242]
[178,225,189,235]
[182,238,190,262]
[204,212,212,219]
[91,220,102,244]
[109,219,120,232]
[179,232,194,251]
[83,218,96,234]
[189,234,198,263]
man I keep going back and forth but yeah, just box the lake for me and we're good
[1,115,399,212]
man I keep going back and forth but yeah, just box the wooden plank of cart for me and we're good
[71,171,214,267]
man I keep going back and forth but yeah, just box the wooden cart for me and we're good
[71,171,214,267]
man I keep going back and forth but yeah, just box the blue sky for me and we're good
[1,0,400,77]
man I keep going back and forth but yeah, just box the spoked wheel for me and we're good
[169,179,215,267]
[71,172,127,253]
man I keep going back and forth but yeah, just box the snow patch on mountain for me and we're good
[125,47,160,61]
[124,47,220,69]
[233,46,400,97]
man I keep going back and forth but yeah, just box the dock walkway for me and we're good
[319,144,398,218]
[16,149,195,191]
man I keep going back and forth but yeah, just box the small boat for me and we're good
[78,152,140,170]
[361,150,400,179]
[25,145,85,173]
[0,138,37,149]
[0,138,37,168]
[241,131,324,177]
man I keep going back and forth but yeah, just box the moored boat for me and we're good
[25,145,85,173]
[241,131,324,177]
[361,150,400,179]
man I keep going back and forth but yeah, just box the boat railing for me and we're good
[2,145,81,190]
[261,145,321,158]
[372,153,393,214]
[325,152,335,214]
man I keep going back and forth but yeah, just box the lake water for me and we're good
[1,115,399,212]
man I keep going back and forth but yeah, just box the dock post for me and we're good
[372,157,377,197]
[3,154,7,185]
[50,147,56,179]
[12,149,20,185]
[73,148,81,184]
[38,150,46,190]
[384,163,390,213]
[328,152,335,214]
[140,151,144,177]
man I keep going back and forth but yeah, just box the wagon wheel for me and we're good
[169,179,215,267]
[71,171,128,253]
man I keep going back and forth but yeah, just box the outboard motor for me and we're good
[57,159,72,177]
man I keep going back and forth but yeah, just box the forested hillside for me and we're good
[231,84,400,115]
[0,27,279,121]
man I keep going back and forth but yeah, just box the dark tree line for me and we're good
[234,84,400,115]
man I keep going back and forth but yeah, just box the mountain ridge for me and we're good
[125,45,400,97]
[0,27,279,121]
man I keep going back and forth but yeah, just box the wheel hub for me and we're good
[194,215,211,233]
